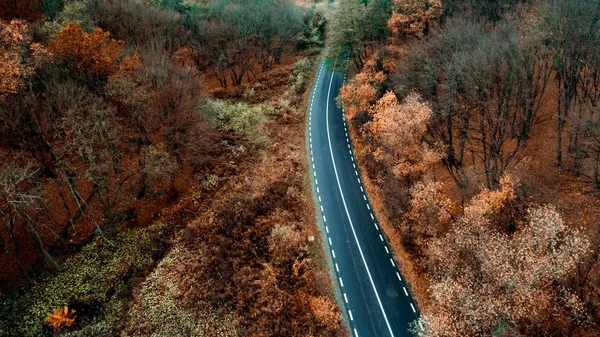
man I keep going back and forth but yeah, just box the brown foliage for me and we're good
[0,0,42,22]
[178,177,345,337]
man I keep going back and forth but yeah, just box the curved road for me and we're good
[307,59,421,337]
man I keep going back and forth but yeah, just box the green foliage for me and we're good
[202,99,272,145]
[42,0,65,19]
[42,0,95,38]
[3,223,173,337]
[289,58,314,93]
[327,0,391,66]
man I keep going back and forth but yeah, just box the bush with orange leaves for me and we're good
[50,23,124,76]
[46,306,76,331]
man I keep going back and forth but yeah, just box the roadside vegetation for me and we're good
[331,0,600,336]
[0,0,346,336]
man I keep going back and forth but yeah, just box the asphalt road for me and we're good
[307,59,421,337]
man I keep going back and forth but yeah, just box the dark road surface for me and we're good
[307,59,421,337]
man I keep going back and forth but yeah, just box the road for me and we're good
[307,59,421,337]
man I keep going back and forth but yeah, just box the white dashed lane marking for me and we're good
[403,287,409,296]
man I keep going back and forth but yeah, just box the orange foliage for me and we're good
[308,295,340,327]
[370,91,441,176]
[0,19,47,99]
[463,175,516,225]
[118,54,142,73]
[46,306,77,331]
[423,182,590,336]
[339,57,386,119]
[50,23,124,76]
[404,178,452,239]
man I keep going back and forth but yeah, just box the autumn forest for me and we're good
[1,0,600,336]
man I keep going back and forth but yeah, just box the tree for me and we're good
[190,0,303,87]
[543,0,600,166]
[393,18,551,188]
[421,180,590,336]
[403,178,452,243]
[50,23,124,77]
[0,19,47,100]
[338,57,386,119]
[370,91,441,177]
[327,0,392,67]
[46,306,76,331]
[91,0,189,55]
[441,0,525,21]
[0,0,43,22]
[387,0,442,43]
[0,160,62,280]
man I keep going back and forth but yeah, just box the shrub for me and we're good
[46,306,76,331]
[202,99,272,146]
[288,58,313,93]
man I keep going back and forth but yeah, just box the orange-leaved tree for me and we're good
[370,91,440,177]
[403,178,452,242]
[0,19,47,99]
[421,178,590,336]
[338,57,386,120]
[50,23,123,76]
[388,0,442,44]
[46,306,77,331]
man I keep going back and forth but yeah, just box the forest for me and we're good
[333,0,600,336]
[0,0,346,336]
[3,0,600,336]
